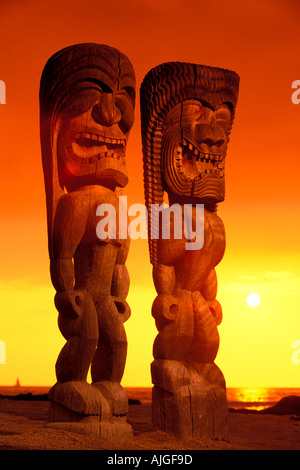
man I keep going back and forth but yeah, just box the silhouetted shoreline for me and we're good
[1,388,300,415]
[230,395,300,416]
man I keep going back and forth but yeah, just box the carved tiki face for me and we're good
[40,43,136,256]
[162,99,232,203]
[140,62,239,265]
[57,75,135,191]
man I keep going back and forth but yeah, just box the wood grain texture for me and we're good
[141,61,239,440]
[40,43,135,443]
[151,360,228,440]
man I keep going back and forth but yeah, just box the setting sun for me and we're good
[246,293,261,308]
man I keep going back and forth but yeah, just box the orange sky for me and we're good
[0,0,300,388]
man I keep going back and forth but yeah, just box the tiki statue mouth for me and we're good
[176,138,224,182]
[70,132,127,163]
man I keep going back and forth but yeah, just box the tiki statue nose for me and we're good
[92,93,121,126]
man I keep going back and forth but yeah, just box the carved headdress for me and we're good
[140,62,239,266]
[40,43,136,258]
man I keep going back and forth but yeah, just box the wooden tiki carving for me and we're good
[140,62,239,440]
[40,43,135,442]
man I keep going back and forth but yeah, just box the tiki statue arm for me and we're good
[50,194,88,317]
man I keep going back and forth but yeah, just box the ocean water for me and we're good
[226,387,300,411]
[127,387,300,410]
[0,386,299,411]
